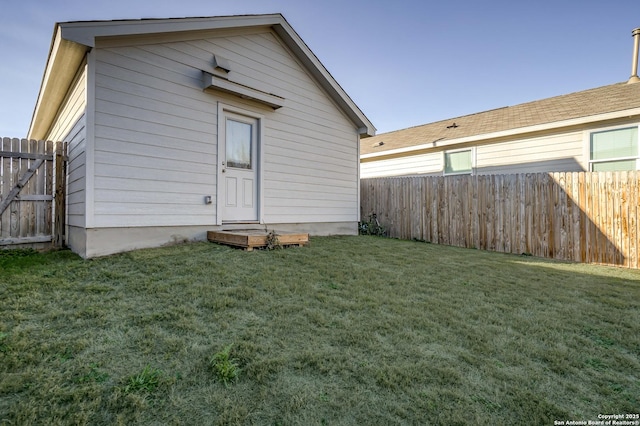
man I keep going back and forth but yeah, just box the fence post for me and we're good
[53,142,67,248]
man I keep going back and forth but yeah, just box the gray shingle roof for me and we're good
[361,82,640,155]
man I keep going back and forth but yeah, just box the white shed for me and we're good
[28,14,375,258]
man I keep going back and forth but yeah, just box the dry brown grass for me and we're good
[1,236,639,425]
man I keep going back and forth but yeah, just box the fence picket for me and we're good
[628,173,640,268]
[620,172,630,268]
[11,139,21,238]
[361,172,640,269]
[46,140,54,239]
[1,138,11,238]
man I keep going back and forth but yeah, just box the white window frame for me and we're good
[443,147,475,176]
[586,124,640,172]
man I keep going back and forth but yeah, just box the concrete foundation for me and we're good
[66,222,357,258]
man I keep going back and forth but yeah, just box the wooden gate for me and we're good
[0,138,67,249]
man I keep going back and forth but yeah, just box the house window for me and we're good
[589,126,639,171]
[444,149,472,175]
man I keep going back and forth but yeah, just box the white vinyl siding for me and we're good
[64,117,87,228]
[475,131,584,174]
[92,30,358,227]
[360,153,442,178]
[93,49,217,227]
[45,66,87,228]
[361,131,585,178]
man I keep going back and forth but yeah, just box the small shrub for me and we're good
[358,213,387,236]
[123,365,162,394]
[210,345,240,386]
[265,229,282,250]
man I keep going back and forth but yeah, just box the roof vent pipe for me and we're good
[628,27,640,84]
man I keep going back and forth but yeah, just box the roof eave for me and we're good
[58,14,287,47]
[271,19,376,137]
[361,107,640,160]
[27,25,89,140]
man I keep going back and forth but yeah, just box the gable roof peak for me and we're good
[29,13,375,139]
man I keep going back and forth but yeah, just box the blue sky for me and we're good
[1,0,639,137]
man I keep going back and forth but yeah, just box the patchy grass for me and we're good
[1,236,639,425]
[122,365,163,395]
[210,344,241,386]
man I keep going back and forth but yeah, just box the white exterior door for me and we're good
[220,111,259,222]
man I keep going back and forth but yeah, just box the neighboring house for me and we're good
[361,81,640,178]
[361,29,640,178]
[28,14,375,258]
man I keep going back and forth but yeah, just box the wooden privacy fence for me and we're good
[361,172,640,269]
[0,138,67,249]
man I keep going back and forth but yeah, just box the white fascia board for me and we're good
[271,21,376,137]
[28,26,88,140]
[361,107,640,160]
[59,14,284,47]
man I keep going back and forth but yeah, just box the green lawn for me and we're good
[1,236,639,425]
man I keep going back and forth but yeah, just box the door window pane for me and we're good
[226,119,252,169]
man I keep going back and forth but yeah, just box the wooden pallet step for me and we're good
[207,229,309,251]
